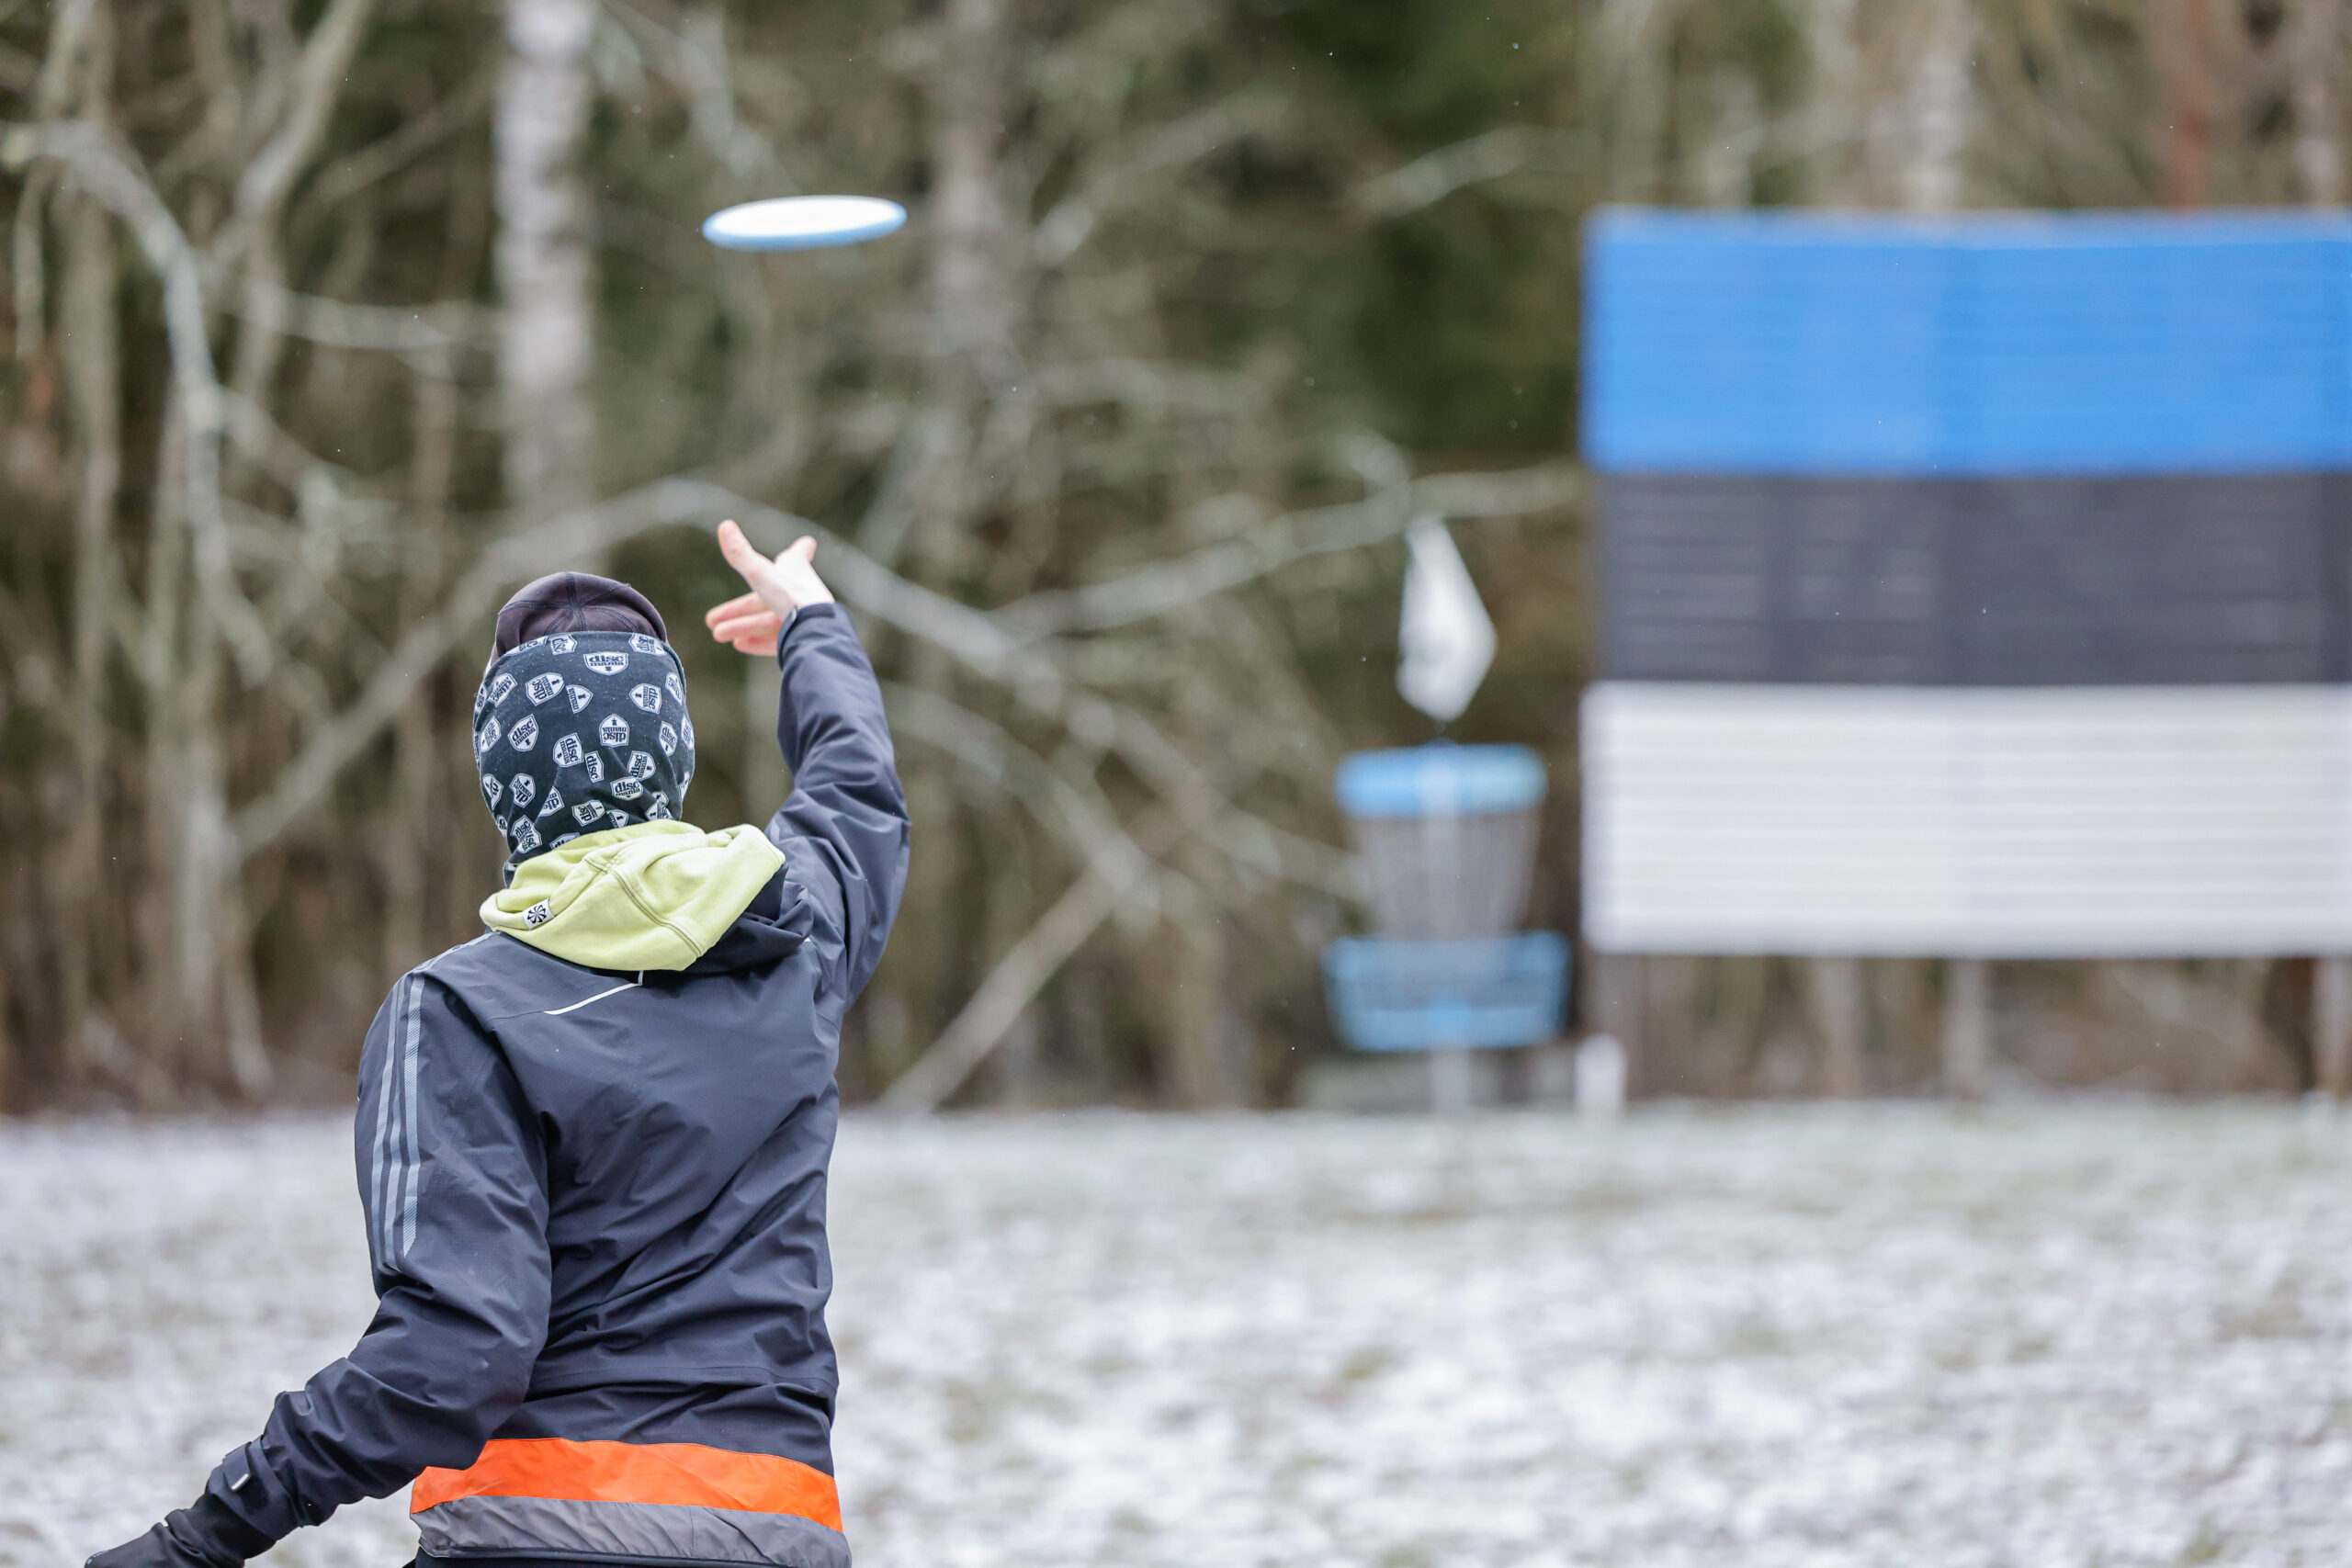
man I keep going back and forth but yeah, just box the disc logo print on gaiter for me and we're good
[472,629,697,875]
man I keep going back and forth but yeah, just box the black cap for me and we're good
[492,572,666,658]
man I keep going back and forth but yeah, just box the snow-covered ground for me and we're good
[4,1105,2348,1568]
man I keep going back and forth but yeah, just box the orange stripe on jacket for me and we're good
[412,1438,842,1532]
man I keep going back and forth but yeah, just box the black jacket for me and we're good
[181,605,907,1568]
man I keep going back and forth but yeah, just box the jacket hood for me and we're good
[481,819,785,971]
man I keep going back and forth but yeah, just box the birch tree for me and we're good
[497,0,598,524]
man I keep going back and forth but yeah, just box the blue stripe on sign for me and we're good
[1582,208,2352,475]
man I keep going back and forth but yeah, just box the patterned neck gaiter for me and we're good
[472,630,697,878]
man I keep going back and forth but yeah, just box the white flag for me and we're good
[1396,514,1495,723]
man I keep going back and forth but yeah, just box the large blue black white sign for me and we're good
[1581,209,2352,957]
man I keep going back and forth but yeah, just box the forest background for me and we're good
[0,0,2336,1113]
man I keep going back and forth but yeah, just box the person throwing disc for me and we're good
[85,525,908,1568]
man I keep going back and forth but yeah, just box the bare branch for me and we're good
[1,119,277,683]
[229,474,729,859]
[228,278,492,359]
[224,0,381,252]
[305,56,497,211]
[875,713,1341,1114]
[220,388,368,500]
[1034,88,1286,266]
[33,0,101,118]
[229,467,1369,887]
[1354,125,1590,219]
[1033,356,1267,415]
[224,473,1033,862]
[604,3,788,182]
[11,161,49,354]
[879,680,1152,891]
[0,38,39,99]
[995,458,1583,638]
[727,493,1030,674]
[877,803,1196,1114]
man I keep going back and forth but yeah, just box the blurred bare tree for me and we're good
[0,0,1577,1111]
[0,0,2341,1112]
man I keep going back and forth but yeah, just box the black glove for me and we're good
[85,1493,276,1568]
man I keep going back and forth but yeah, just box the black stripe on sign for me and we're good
[1600,472,2352,684]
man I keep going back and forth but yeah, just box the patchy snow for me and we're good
[4,1106,2349,1568]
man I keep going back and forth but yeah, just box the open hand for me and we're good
[706,520,834,656]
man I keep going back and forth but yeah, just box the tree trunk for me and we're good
[2159,0,2217,208]
[386,166,490,982]
[1809,953,1867,1097]
[931,0,1010,362]
[1899,0,1974,211]
[496,0,599,525]
[1161,862,1249,1110]
[1809,0,1973,208]
[1806,0,1863,199]
[2290,0,2344,205]
[1810,0,1978,1098]
[2308,7,2352,1088]
[58,190,119,1088]
[863,0,1013,574]
[1942,958,1990,1100]
[865,0,1016,1105]
[172,624,270,1100]
[139,389,187,1093]
[222,0,381,490]
[2315,956,2352,1099]
[1585,951,1647,1100]
[740,656,784,822]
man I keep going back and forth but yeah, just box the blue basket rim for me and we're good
[1334,744,1547,819]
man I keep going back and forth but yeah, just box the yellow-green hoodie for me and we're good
[481,820,785,971]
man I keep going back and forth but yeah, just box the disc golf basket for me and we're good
[1321,744,1569,1111]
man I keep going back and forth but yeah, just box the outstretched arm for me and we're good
[89,978,551,1568]
[708,522,910,999]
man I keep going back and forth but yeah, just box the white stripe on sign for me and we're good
[1583,682,2352,957]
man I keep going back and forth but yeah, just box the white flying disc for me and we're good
[702,196,907,252]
